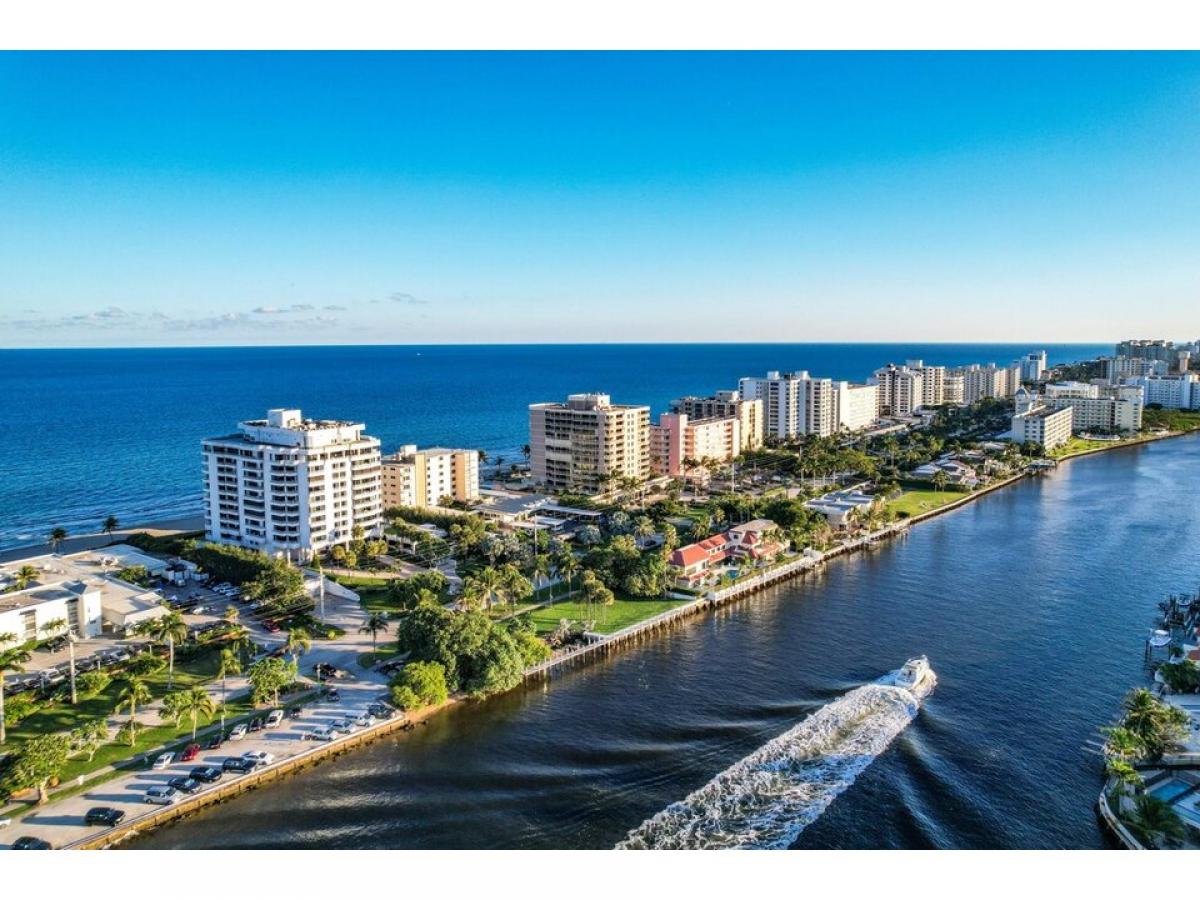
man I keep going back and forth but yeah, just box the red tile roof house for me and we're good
[669,519,786,589]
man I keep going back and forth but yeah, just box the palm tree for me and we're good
[216,647,242,732]
[1102,726,1146,763]
[556,552,579,598]
[1127,794,1186,848]
[283,627,312,670]
[102,515,119,536]
[531,554,551,591]
[117,676,152,745]
[931,470,949,493]
[13,564,38,590]
[40,617,67,643]
[1105,759,1143,813]
[522,444,531,466]
[0,633,33,744]
[48,527,68,552]
[633,516,656,547]
[175,686,217,740]
[461,567,503,611]
[359,613,389,654]
[138,611,188,689]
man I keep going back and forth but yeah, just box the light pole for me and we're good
[67,630,78,705]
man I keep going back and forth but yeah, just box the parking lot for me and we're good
[0,673,398,850]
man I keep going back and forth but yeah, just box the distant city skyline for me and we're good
[2,51,1199,348]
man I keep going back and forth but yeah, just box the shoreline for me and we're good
[23,427,1196,848]
[0,513,204,563]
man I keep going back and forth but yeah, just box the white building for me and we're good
[943,374,965,406]
[869,364,925,416]
[1126,373,1200,410]
[1009,389,1073,450]
[1018,351,1047,383]
[1047,396,1142,433]
[905,359,946,407]
[831,381,879,432]
[738,371,834,439]
[382,446,480,509]
[1045,381,1100,400]
[953,364,1017,403]
[1103,356,1168,382]
[202,408,383,560]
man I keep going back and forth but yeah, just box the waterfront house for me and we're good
[804,488,878,529]
[668,519,785,588]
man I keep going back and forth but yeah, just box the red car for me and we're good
[180,742,201,762]
[263,621,281,633]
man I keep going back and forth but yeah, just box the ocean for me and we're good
[0,342,1107,550]
[127,433,1200,849]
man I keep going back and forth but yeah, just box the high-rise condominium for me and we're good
[202,408,382,560]
[528,393,650,493]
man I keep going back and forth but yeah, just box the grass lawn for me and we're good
[330,574,396,612]
[1047,436,1128,459]
[884,487,970,518]
[2,644,256,784]
[525,594,689,635]
[356,641,401,669]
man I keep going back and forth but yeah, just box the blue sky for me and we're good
[1,51,1198,347]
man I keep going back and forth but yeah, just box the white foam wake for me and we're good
[616,665,936,850]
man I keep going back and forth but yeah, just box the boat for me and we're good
[887,655,933,692]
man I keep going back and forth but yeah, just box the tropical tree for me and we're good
[0,732,70,804]
[40,617,67,642]
[359,613,390,654]
[931,470,949,493]
[1127,794,1186,848]
[13,564,38,590]
[531,554,552,590]
[48,527,68,552]
[0,633,33,744]
[247,656,295,706]
[70,720,110,762]
[633,516,656,546]
[555,551,579,597]
[1102,726,1146,763]
[102,515,119,536]
[172,686,217,740]
[117,676,152,745]
[283,627,312,670]
[460,567,502,612]
[137,610,188,688]
[216,647,242,731]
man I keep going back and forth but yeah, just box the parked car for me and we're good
[189,765,223,784]
[333,717,359,734]
[367,703,396,720]
[306,725,336,742]
[265,709,285,728]
[249,717,265,733]
[167,776,201,794]
[152,751,175,770]
[12,836,52,849]
[262,621,281,633]
[205,732,225,750]
[223,756,257,774]
[228,723,248,741]
[85,807,126,827]
[242,750,275,765]
[286,706,304,720]
[180,743,201,762]
[351,711,376,727]
[144,785,178,805]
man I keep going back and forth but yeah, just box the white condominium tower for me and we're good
[671,390,764,451]
[529,393,650,494]
[737,371,834,440]
[830,381,879,432]
[202,408,382,560]
[870,363,925,416]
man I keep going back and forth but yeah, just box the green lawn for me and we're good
[1047,436,1127,459]
[2,644,268,790]
[525,594,689,635]
[884,487,970,518]
[330,574,396,612]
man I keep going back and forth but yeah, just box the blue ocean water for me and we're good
[0,343,1107,549]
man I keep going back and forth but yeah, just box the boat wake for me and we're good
[616,661,937,849]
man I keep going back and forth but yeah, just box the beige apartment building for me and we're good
[529,393,650,493]
[381,445,480,508]
[671,390,763,451]
[650,412,741,477]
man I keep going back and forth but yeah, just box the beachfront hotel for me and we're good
[381,445,480,509]
[528,393,650,494]
[649,412,741,477]
[201,408,383,560]
[737,371,834,439]
[671,390,764,451]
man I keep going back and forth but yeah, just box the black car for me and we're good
[205,732,225,750]
[368,703,396,720]
[248,717,264,732]
[167,776,201,794]
[287,706,303,720]
[12,836,52,849]
[189,765,223,783]
[222,756,256,773]
[84,806,126,827]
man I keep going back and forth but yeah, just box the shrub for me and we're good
[126,652,166,676]
[390,684,422,711]
[76,670,112,699]
[3,693,41,726]
[389,661,449,710]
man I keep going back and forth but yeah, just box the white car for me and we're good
[144,785,177,805]
[265,709,284,728]
[152,752,175,770]
[242,750,275,765]
[307,726,336,742]
[228,723,248,741]
[350,711,376,728]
